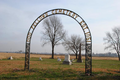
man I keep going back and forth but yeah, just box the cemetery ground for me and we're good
[0,53,120,80]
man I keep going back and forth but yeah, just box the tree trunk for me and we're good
[117,52,120,61]
[75,51,78,59]
[52,44,54,59]
[119,56,120,61]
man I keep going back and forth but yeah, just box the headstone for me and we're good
[39,57,42,61]
[8,56,13,60]
[57,57,61,61]
[63,54,72,65]
[71,59,75,62]
[82,60,83,63]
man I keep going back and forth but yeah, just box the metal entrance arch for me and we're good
[25,8,92,76]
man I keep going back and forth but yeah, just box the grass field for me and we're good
[0,52,120,80]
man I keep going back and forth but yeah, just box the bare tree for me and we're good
[104,27,120,61]
[41,16,66,59]
[63,35,85,59]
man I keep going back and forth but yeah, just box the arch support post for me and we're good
[25,43,30,70]
[85,43,92,76]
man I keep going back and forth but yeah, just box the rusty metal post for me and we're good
[77,43,82,62]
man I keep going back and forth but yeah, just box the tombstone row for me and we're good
[6,55,82,65]
[39,54,82,65]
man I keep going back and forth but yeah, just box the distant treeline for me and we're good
[0,51,118,57]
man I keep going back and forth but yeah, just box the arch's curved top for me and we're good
[26,8,92,45]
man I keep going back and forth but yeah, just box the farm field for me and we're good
[0,52,120,80]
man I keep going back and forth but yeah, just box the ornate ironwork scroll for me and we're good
[25,8,92,76]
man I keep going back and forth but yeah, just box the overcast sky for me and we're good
[0,0,120,53]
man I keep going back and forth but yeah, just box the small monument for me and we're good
[57,57,61,61]
[71,59,75,62]
[39,57,42,61]
[8,56,13,60]
[63,54,72,65]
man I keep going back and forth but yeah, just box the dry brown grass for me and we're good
[0,52,118,60]
[0,52,119,75]
[0,52,24,59]
[0,52,76,59]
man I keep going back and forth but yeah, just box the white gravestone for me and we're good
[57,57,61,61]
[39,57,42,61]
[71,59,75,62]
[8,56,13,60]
[63,54,72,65]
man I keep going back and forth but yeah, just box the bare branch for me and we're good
[62,34,85,54]
[103,27,120,60]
